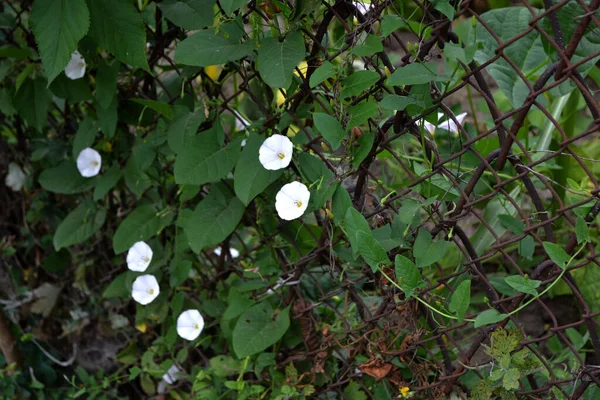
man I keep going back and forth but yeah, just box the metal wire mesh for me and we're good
[2,0,600,398]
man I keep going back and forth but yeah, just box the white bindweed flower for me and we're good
[214,247,240,258]
[352,59,367,71]
[76,148,102,177]
[126,241,153,272]
[233,111,250,132]
[162,365,182,385]
[5,163,27,191]
[423,112,467,136]
[177,309,204,341]
[131,275,160,305]
[353,1,372,16]
[275,181,310,220]
[259,134,293,170]
[65,50,86,80]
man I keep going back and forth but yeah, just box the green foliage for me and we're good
[257,31,305,89]
[232,303,290,358]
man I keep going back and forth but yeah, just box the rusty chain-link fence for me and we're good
[3,0,600,398]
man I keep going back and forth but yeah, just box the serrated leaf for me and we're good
[357,231,390,272]
[313,113,346,150]
[157,0,215,30]
[39,161,96,194]
[473,309,508,328]
[185,184,246,253]
[87,0,149,72]
[309,60,335,88]
[387,63,449,86]
[257,31,305,89]
[413,228,450,267]
[502,368,521,391]
[234,134,282,205]
[54,202,106,250]
[72,119,97,161]
[174,126,242,185]
[543,241,570,270]
[504,275,541,296]
[31,0,90,85]
[174,28,254,67]
[394,255,422,297]
[449,280,471,321]
[96,58,119,109]
[232,303,290,358]
[93,164,122,201]
[340,70,379,100]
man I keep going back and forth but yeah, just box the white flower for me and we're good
[353,1,372,15]
[5,163,27,191]
[64,51,86,80]
[233,111,250,131]
[126,241,153,272]
[352,59,366,71]
[241,139,247,147]
[259,134,293,170]
[76,148,101,177]
[423,112,467,136]
[131,275,160,305]
[275,181,310,220]
[162,364,182,385]
[177,309,204,341]
[214,247,240,258]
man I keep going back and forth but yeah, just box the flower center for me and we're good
[148,289,155,295]
[92,161,98,166]
[277,152,286,160]
[143,256,150,263]
[194,324,200,330]
[295,201,303,208]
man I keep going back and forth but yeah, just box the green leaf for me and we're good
[504,275,541,296]
[39,161,96,194]
[95,58,119,109]
[502,368,521,391]
[475,8,549,107]
[232,303,290,358]
[87,0,149,72]
[351,33,383,57]
[312,113,346,150]
[394,255,422,297]
[518,236,534,260]
[344,208,371,258]
[170,260,192,288]
[220,0,247,15]
[473,309,508,328]
[174,125,242,185]
[97,96,118,138]
[344,381,367,400]
[130,99,174,120]
[431,0,455,20]
[332,185,352,225]
[157,0,215,30]
[49,73,92,102]
[352,133,374,168]
[413,228,450,268]
[379,95,418,111]
[498,214,525,235]
[102,271,135,299]
[31,0,90,85]
[297,152,338,210]
[54,202,106,250]
[309,61,335,88]
[381,15,405,37]
[576,216,591,244]
[257,31,305,89]
[185,184,246,253]
[397,199,421,224]
[234,134,282,205]
[340,70,379,100]
[93,164,122,201]
[347,101,377,127]
[13,77,52,132]
[386,63,448,86]
[167,106,205,153]
[174,28,254,67]
[113,204,171,254]
[449,280,471,321]
[357,231,390,272]
[543,242,570,270]
[72,117,98,158]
